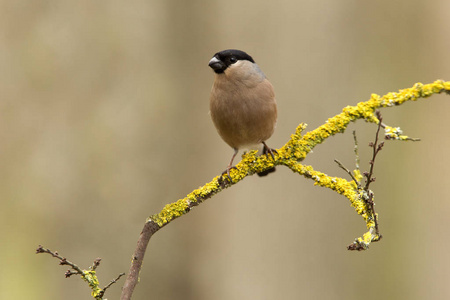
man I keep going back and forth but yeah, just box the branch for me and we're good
[363,110,384,191]
[119,80,449,298]
[345,110,385,250]
[121,220,160,299]
[36,245,124,299]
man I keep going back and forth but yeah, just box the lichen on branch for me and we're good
[119,80,449,299]
[149,80,450,249]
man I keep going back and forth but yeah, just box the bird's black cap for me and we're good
[209,49,255,74]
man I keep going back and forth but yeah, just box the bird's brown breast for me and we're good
[210,76,277,150]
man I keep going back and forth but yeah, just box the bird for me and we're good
[208,49,277,177]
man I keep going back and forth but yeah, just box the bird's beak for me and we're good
[208,57,225,73]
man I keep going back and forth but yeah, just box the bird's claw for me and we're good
[218,166,237,185]
[262,142,277,160]
[221,166,237,178]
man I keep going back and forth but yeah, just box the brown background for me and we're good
[1,0,450,299]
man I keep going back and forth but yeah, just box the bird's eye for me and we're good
[229,57,237,64]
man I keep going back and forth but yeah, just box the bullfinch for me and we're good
[208,49,277,177]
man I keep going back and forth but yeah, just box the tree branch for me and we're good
[36,245,123,299]
[120,80,449,299]
[121,220,160,300]
[34,80,449,299]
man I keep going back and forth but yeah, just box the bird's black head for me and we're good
[208,49,255,74]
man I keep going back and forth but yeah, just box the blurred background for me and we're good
[1,0,449,299]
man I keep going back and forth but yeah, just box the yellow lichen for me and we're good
[353,169,363,182]
[81,270,102,298]
[148,80,449,248]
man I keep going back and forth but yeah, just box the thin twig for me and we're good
[334,131,362,188]
[36,245,84,276]
[363,111,384,191]
[366,192,381,237]
[36,245,125,299]
[362,110,384,236]
[334,159,360,187]
[353,130,360,171]
[92,258,102,271]
[98,272,126,298]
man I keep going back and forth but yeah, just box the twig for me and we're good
[36,245,84,277]
[353,130,360,171]
[98,272,126,298]
[36,245,124,299]
[334,131,362,188]
[345,113,387,251]
[363,110,384,237]
[363,111,384,191]
[366,191,381,237]
[334,159,360,188]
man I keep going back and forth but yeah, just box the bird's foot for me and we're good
[258,142,277,177]
[218,166,237,186]
[262,142,277,160]
[221,166,237,178]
